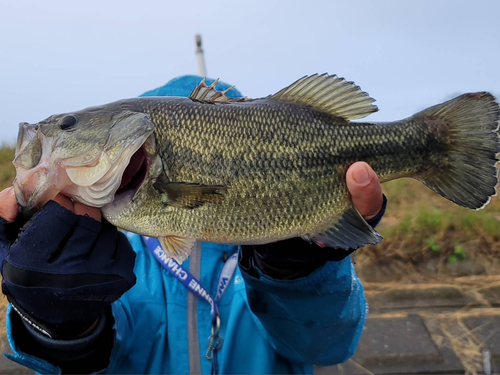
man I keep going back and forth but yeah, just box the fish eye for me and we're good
[60,115,78,130]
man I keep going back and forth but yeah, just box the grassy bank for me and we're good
[0,146,15,189]
[358,177,500,282]
[0,146,499,282]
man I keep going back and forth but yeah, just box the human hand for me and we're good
[0,187,136,339]
[0,187,101,223]
[346,161,383,220]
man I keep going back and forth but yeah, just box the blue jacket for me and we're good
[6,234,367,374]
[4,76,373,374]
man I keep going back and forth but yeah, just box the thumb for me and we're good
[346,162,383,220]
[0,188,18,223]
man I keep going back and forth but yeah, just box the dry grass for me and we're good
[369,307,500,375]
[357,177,500,282]
[422,308,499,375]
[367,274,500,375]
[0,146,15,190]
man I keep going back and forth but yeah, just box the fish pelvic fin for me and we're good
[416,92,500,209]
[189,78,249,104]
[309,206,382,250]
[154,181,227,209]
[270,73,378,120]
[159,236,196,264]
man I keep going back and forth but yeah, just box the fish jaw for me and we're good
[13,124,70,215]
[13,149,71,216]
[13,106,157,216]
[14,133,155,215]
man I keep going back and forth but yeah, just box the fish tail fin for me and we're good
[416,92,500,209]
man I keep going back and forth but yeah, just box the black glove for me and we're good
[0,200,136,340]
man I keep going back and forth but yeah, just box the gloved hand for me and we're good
[0,188,136,340]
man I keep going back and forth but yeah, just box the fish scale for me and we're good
[119,100,432,239]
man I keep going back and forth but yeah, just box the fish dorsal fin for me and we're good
[270,73,378,120]
[159,236,196,263]
[189,78,248,104]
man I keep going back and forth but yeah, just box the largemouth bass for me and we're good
[13,74,500,262]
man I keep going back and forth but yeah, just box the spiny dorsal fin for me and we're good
[189,78,248,104]
[271,73,378,120]
[154,181,227,209]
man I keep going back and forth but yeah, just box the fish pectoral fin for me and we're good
[311,206,383,250]
[189,78,249,104]
[154,181,228,209]
[271,73,378,120]
[159,236,196,263]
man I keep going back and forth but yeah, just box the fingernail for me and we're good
[352,164,371,186]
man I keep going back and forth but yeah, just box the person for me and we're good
[0,76,386,374]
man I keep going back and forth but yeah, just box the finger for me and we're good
[346,162,383,220]
[53,194,75,212]
[74,202,101,222]
[0,187,18,222]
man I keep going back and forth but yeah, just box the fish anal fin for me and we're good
[154,181,227,209]
[189,78,249,104]
[271,73,378,120]
[311,206,382,250]
[159,236,196,263]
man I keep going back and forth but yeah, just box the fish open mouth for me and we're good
[116,145,149,197]
[52,133,157,209]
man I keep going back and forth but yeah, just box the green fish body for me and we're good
[13,75,500,261]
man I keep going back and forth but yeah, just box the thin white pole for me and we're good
[195,34,207,78]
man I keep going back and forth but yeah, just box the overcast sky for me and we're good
[1,0,499,144]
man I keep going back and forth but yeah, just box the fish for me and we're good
[12,74,500,262]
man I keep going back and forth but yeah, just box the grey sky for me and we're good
[1,0,499,144]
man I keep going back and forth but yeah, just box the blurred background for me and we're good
[1,1,499,374]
